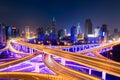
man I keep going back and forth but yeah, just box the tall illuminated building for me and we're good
[51,17,56,33]
[70,25,77,43]
[64,29,67,36]
[25,26,30,38]
[84,19,92,43]
[58,29,64,40]
[113,28,119,40]
[100,24,108,42]
[77,23,81,36]
[84,19,92,37]
[0,24,2,43]
[11,26,17,38]
[94,27,100,37]
[6,26,12,39]
[0,24,12,43]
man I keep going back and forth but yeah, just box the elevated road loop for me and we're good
[0,51,40,69]
[43,53,101,80]
[8,38,120,78]
[7,41,100,80]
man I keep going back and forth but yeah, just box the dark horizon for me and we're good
[0,0,120,33]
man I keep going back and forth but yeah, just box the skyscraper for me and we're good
[11,26,17,38]
[70,25,77,43]
[6,26,12,39]
[0,24,3,43]
[51,17,56,33]
[84,19,92,37]
[77,23,81,36]
[94,27,100,37]
[100,24,108,42]
[57,29,64,40]
[25,26,30,38]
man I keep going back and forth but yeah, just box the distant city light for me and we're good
[67,33,70,36]
[103,32,105,36]
[88,34,97,37]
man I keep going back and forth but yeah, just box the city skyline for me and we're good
[0,0,120,33]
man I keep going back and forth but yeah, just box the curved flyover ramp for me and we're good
[0,52,40,69]
[11,38,120,77]
[42,54,101,80]
[76,41,120,59]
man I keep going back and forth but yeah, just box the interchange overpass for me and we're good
[0,38,120,80]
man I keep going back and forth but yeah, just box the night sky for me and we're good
[0,0,120,33]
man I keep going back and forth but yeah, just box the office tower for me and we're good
[100,24,108,42]
[70,25,77,43]
[0,24,3,43]
[16,29,20,37]
[25,26,30,38]
[113,28,119,40]
[51,17,56,33]
[77,23,81,36]
[37,27,46,41]
[6,26,12,39]
[94,27,100,37]
[45,27,51,36]
[58,29,64,40]
[84,19,92,37]
[37,27,44,35]
[0,24,12,43]
[114,28,118,33]
[64,29,67,36]
[2,25,6,43]
[84,19,92,43]
[11,26,17,38]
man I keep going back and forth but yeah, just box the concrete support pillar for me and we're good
[17,44,19,50]
[67,48,69,52]
[88,69,92,75]
[21,46,23,51]
[102,72,106,80]
[78,47,80,52]
[61,58,65,65]
[27,47,29,53]
[64,48,66,51]
[31,49,34,53]
[22,46,24,52]
[30,48,33,53]
[82,45,84,50]
[75,47,77,52]
[72,48,74,52]
[19,45,21,51]
[25,47,27,52]
[34,63,39,72]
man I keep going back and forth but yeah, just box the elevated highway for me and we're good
[1,38,120,80]
[10,38,120,77]
[7,40,101,80]
[43,54,100,80]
